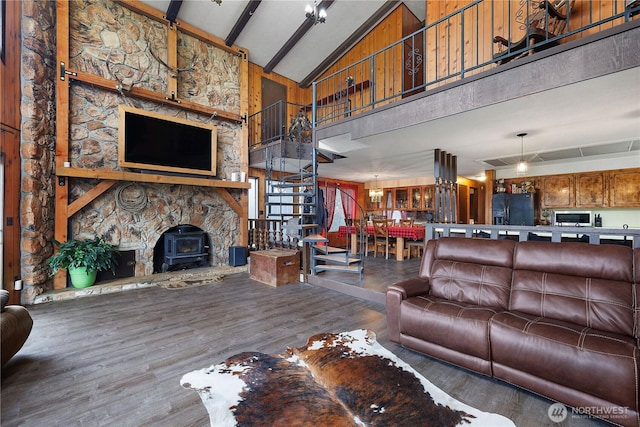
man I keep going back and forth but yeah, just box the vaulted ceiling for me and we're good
[140,0,426,85]
[139,0,640,182]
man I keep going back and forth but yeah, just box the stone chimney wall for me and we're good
[20,0,58,304]
[19,0,244,303]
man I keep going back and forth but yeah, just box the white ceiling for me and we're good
[139,0,640,182]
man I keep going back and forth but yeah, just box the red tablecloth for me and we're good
[338,225,425,241]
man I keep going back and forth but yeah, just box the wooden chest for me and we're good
[249,249,300,287]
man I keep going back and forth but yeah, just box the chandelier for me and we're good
[305,1,327,24]
[369,175,383,203]
[516,132,528,176]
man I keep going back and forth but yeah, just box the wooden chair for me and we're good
[353,218,373,255]
[372,219,396,259]
[493,0,575,65]
[408,240,425,259]
[399,219,414,227]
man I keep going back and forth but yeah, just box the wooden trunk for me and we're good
[249,249,300,287]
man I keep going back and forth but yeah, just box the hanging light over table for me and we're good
[369,175,383,203]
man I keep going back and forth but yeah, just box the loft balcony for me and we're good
[311,0,639,127]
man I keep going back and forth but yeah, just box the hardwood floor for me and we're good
[1,264,607,426]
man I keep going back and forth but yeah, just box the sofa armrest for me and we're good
[388,278,431,299]
[386,278,430,343]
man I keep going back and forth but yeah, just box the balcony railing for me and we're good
[248,101,311,149]
[312,0,638,127]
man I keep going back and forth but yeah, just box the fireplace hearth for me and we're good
[160,225,209,273]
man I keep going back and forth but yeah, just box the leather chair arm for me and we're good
[386,278,430,343]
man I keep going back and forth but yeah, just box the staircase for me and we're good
[248,100,365,280]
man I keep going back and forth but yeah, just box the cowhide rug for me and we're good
[180,329,515,426]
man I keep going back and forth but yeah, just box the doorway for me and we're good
[261,78,287,141]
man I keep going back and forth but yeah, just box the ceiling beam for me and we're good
[263,0,335,74]
[299,1,399,88]
[165,0,183,24]
[225,0,262,47]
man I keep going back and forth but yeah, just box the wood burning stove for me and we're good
[162,225,209,272]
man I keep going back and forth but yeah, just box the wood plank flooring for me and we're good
[1,262,607,426]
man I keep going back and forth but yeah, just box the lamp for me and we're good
[305,1,327,24]
[369,175,383,203]
[516,132,528,176]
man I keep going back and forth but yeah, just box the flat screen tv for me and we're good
[118,105,217,177]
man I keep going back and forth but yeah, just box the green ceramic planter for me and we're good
[68,266,97,288]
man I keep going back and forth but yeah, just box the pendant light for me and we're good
[516,132,528,176]
[369,175,383,203]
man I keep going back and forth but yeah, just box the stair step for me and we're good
[265,192,316,199]
[281,172,314,181]
[314,264,362,272]
[283,223,318,230]
[312,245,347,254]
[314,254,362,265]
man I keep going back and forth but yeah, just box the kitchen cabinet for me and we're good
[411,188,422,209]
[609,169,640,207]
[395,188,409,209]
[423,186,434,210]
[575,171,608,207]
[517,167,639,209]
[540,175,574,208]
[384,189,394,210]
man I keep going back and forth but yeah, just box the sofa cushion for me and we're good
[429,238,516,309]
[511,241,635,336]
[490,311,638,412]
[399,295,499,375]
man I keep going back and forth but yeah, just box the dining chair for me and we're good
[399,219,414,227]
[353,218,373,255]
[372,219,396,259]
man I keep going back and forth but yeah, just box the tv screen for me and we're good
[118,106,217,176]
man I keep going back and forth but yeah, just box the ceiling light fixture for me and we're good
[516,132,528,176]
[305,1,327,24]
[369,175,383,203]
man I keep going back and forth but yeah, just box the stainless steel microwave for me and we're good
[553,211,592,227]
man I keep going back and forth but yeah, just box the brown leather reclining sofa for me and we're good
[386,237,639,427]
[1,289,33,368]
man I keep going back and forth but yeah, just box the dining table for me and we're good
[337,224,426,261]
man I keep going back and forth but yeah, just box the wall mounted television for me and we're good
[118,105,217,177]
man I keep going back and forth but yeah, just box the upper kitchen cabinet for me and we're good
[538,168,640,209]
[540,174,574,208]
[609,168,640,208]
[575,171,608,208]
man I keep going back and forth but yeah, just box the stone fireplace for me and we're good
[69,180,240,279]
[16,0,245,303]
[154,225,210,273]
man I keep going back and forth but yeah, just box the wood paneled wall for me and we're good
[247,62,311,115]
[313,5,421,111]
[1,0,22,303]
[424,0,629,84]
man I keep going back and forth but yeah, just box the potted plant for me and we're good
[46,237,118,288]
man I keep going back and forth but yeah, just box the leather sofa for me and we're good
[1,290,33,368]
[387,237,639,427]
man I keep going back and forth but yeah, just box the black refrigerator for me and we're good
[492,193,537,226]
